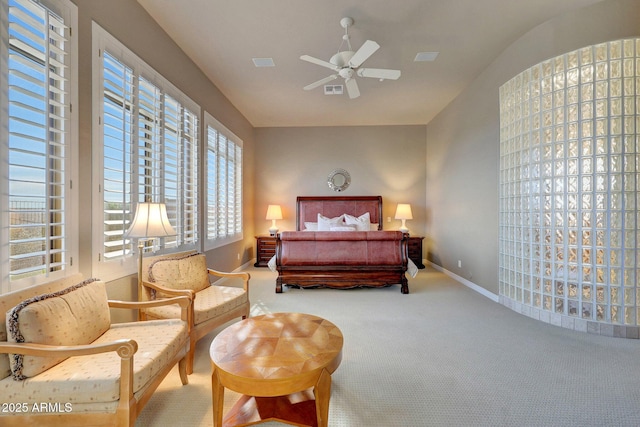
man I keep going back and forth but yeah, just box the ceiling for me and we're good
[136,0,603,128]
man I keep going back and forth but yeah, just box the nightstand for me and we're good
[254,235,276,267]
[407,236,425,269]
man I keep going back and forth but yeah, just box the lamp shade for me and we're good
[394,204,413,220]
[265,205,283,220]
[125,202,176,238]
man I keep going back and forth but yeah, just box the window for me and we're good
[92,23,199,281]
[205,112,243,250]
[0,0,78,293]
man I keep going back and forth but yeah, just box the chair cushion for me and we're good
[0,273,85,380]
[148,253,210,297]
[144,284,247,325]
[0,319,187,404]
[6,279,111,379]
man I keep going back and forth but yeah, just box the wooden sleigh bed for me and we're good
[274,196,411,293]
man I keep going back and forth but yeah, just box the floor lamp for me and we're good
[124,202,176,319]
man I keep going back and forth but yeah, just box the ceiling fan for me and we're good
[300,17,401,99]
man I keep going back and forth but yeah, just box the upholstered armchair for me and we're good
[140,251,250,374]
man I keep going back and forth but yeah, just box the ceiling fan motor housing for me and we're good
[339,68,354,79]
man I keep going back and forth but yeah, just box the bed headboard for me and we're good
[296,196,383,231]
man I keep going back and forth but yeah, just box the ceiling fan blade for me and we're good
[348,40,380,68]
[300,55,338,71]
[356,68,401,80]
[345,78,360,99]
[303,74,338,91]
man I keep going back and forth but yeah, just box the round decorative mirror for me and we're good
[327,169,351,192]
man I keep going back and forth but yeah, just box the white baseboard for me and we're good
[426,261,499,302]
[213,260,254,286]
[245,256,498,303]
[234,260,253,273]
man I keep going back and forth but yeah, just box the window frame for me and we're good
[204,111,243,251]
[0,0,78,293]
[91,22,200,282]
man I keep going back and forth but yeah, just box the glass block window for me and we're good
[499,39,639,332]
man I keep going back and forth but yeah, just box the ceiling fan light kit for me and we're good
[300,17,401,99]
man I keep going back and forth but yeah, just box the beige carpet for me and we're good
[136,266,640,426]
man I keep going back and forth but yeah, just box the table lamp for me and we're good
[395,203,413,233]
[265,204,283,236]
[124,202,176,318]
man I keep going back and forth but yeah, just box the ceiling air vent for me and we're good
[324,85,343,95]
[252,58,275,67]
[414,52,439,62]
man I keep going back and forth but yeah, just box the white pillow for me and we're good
[317,214,343,231]
[330,225,357,231]
[344,212,371,231]
[304,222,318,231]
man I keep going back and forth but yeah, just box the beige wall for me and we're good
[71,0,256,313]
[254,126,427,237]
[426,0,640,295]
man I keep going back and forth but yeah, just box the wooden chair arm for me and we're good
[0,338,137,359]
[0,339,139,402]
[207,269,251,292]
[141,280,195,298]
[109,296,191,322]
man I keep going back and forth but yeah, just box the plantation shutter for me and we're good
[162,93,179,248]
[101,50,135,260]
[233,142,242,234]
[206,126,218,240]
[97,40,199,268]
[205,113,242,247]
[6,0,71,281]
[216,133,228,238]
[180,107,198,245]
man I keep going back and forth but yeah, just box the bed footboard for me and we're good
[275,231,409,294]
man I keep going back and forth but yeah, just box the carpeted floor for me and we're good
[136,265,640,426]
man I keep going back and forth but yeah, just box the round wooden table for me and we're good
[210,312,343,427]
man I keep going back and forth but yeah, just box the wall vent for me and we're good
[324,85,343,95]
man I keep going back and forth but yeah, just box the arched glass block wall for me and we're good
[499,38,639,337]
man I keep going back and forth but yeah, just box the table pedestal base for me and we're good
[223,389,318,427]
